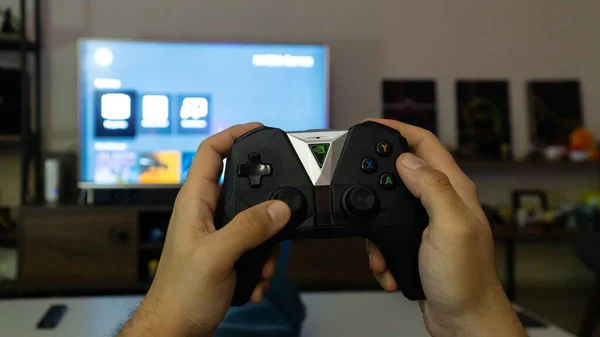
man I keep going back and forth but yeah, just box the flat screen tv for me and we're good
[78,39,329,188]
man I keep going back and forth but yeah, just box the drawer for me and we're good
[20,209,137,286]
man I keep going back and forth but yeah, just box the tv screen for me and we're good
[78,40,329,188]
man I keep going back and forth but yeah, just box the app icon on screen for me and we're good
[101,93,131,130]
[176,95,211,134]
[94,90,136,138]
[181,152,195,182]
[141,95,170,129]
[93,151,140,184]
[138,151,181,184]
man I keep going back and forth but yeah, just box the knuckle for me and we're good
[465,178,478,198]
[423,170,453,193]
[234,209,267,237]
[422,129,437,142]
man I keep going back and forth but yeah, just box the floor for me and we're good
[515,286,599,337]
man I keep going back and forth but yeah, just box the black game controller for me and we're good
[215,121,429,306]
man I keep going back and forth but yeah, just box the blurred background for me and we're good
[0,0,599,336]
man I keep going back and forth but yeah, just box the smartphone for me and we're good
[37,304,68,329]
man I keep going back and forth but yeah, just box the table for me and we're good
[0,292,574,337]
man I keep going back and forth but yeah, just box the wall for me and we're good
[1,0,599,286]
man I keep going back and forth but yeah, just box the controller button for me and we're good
[271,187,308,228]
[237,153,272,188]
[379,173,396,189]
[376,141,393,157]
[343,185,378,216]
[361,157,378,174]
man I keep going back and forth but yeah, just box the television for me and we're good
[78,39,329,188]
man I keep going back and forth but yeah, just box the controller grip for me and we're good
[231,241,277,306]
[369,227,425,300]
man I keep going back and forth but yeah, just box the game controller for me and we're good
[215,121,429,306]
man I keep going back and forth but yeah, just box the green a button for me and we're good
[309,143,330,168]
[380,173,396,190]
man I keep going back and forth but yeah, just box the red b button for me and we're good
[376,141,393,157]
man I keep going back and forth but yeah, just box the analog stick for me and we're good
[342,185,379,216]
[271,187,308,228]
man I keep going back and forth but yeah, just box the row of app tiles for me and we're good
[94,91,211,138]
[94,151,197,184]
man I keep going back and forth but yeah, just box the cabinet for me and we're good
[12,206,376,296]
[20,207,138,287]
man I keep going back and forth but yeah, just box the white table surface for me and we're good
[0,292,574,337]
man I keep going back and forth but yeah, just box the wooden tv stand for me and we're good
[10,205,376,296]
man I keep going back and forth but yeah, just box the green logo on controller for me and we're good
[309,143,330,168]
[385,176,393,185]
[313,145,326,154]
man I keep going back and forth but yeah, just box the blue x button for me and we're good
[361,157,378,174]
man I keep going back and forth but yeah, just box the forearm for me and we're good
[459,291,527,337]
[116,298,208,337]
[434,284,527,337]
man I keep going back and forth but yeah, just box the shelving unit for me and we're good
[0,135,21,143]
[0,232,17,248]
[457,158,599,170]
[0,0,43,205]
[458,159,600,300]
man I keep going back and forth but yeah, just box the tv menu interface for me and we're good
[79,40,328,186]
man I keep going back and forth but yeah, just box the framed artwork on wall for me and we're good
[527,80,583,148]
[382,80,437,135]
[456,80,512,160]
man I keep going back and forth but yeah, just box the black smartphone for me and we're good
[37,304,68,329]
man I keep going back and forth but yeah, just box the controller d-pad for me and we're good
[237,153,272,187]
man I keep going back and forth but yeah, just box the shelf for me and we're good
[457,159,598,171]
[0,232,17,248]
[0,280,152,298]
[0,135,20,143]
[494,230,588,243]
[0,36,37,52]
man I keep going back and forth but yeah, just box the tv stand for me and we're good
[9,205,376,297]
[83,188,180,206]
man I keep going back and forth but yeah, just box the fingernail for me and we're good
[267,201,289,224]
[401,153,425,170]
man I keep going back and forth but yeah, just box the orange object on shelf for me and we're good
[569,128,598,161]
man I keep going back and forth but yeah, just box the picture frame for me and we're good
[527,80,583,147]
[512,190,549,230]
[382,80,437,135]
[456,80,512,159]
[512,190,549,213]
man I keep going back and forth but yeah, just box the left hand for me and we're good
[118,123,291,337]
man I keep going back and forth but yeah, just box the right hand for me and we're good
[365,119,526,337]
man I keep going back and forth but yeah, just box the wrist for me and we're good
[459,285,527,337]
[427,282,527,337]
[117,296,211,337]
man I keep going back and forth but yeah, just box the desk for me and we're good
[0,292,574,337]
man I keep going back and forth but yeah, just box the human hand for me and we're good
[365,119,526,337]
[118,123,291,337]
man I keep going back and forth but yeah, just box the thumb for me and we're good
[213,200,290,261]
[396,153,470,228]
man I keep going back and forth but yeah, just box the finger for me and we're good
[212,200,290,261]
[262,246,281,279]
[376,271,398,293]
[177,122,263,227]
[366,240,388,275]
[251,280,271,304]
[365,119,485,222]
[396,153,474,232]
[366,240,397,292]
